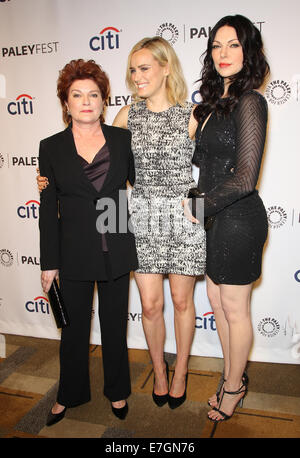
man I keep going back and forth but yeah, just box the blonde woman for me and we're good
[114,37,206,409]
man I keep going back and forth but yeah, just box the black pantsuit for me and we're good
[58,255,130,406]
[39,123,138,407]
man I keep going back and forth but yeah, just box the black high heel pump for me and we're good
[46,406,67,426]
[111,401,128,420]
[152,361,169,407]
[168,372,188,409]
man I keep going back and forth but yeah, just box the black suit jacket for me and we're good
[39,123,138,280]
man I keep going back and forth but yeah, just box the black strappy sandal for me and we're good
[209,378,248,422]
[208,371,248,407]
[208,372,226,407]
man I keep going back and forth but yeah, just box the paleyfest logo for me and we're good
[89,26,121,51]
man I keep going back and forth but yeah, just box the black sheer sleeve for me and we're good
[202,91,268,217]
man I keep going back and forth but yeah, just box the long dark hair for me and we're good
[194,15,270,123]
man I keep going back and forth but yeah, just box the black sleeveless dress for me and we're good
[193,91,268,285]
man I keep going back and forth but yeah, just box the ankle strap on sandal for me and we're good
[223,382,247,396]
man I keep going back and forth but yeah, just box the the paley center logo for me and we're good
[7,94,34,115]
[89,26,121,51]
[156,23,179,45]
[266,80,291,105]
[0,248,13,267]
[267,205,287,228]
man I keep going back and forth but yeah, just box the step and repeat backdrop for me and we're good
[0,0,299,364]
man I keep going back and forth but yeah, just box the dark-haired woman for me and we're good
[38,59,138,424]
[193,15,269,422]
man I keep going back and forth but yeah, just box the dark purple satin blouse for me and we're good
[78,143,110,251]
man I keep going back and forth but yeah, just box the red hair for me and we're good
[57,59,110,124]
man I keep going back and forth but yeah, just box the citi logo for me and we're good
[7,94,34,115]
[17,199,40,219]
[89,26,121,51]
[195,311,216,331]
[25,296,50,314]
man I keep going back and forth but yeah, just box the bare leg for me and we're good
[208,283,252,420]
[206,275,230,406]
[169,274,196,397]
[134,272,168,395]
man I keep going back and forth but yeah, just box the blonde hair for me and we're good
[126,36,187,106]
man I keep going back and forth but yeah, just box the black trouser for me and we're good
[56,255,131,407]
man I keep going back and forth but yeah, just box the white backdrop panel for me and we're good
[0,0,299,364]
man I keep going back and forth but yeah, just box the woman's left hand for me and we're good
[41,269,59,293]
[36,168,49,193]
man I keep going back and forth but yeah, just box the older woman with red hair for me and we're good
[38,59,137,425]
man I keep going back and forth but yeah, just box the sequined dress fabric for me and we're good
[193,91,268,284]
[128,100,206,275]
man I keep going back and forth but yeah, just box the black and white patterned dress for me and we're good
[127,100,206,276]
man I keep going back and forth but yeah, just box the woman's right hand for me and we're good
[36,168,49,192]
[182,198,200,224]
